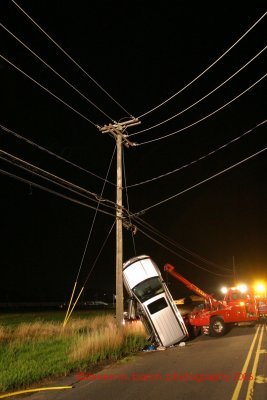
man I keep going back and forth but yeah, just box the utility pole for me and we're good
[98,118,140,326]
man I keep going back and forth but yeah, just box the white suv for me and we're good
[123,255,188,347]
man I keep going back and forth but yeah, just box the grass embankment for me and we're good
[0,313,147,392]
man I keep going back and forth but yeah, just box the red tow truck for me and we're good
[164,264,259,337]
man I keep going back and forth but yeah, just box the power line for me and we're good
[133,217,232,271]
[0,168,116,219]
[11,0,133,118]
[0,22,114,121]
[0,149,118,212]
[122,147,136,255]
[135,226,231,277]
[0,53,97,127]
[137,10,267,119]
[0,124,116,187]
[63,148,116,323]
[2,154,229,278]
[134,146,267,215]
[132,46,266,135]
[74,146,116,284]
[127,120,266,188]
[137,73,267,146]
[83,220,116,287]
[0,146,134,220]
[63,217,116,325]
[63,147,115,325]
[131,216,232,272]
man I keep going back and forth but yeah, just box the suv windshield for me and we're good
[133,277,164,303]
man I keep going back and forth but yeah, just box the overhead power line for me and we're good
[122,147,137,255]
[127,120,266,188]
[0,124,116,187]
[134,146,267,215]
[0,149,117,212]
[137,10,267,119]
[11,0,133,118]
[0,168,116,219]
[135,225,231,277]
[0,146,134,219]
[63,147,116,325]
[137,73,267,146]
[131,215,232,272]
[0,161,249,278]
[0,53,97,127]
[74,146,116,284]
[132,46,266,135]
[0,22,114,121]
[83,220,116,287]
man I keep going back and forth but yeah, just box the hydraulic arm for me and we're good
[164,264,222,310]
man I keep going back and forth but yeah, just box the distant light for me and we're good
[239,301,245,306]
[237,284,248,293]
[254,283,265,293]
[221,287,228,294]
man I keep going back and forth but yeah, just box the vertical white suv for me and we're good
[123,255,188,347]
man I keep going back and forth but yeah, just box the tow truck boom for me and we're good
[164,264,221,310]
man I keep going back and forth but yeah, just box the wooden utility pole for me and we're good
[115,128,123,325]
[98,118,140,325]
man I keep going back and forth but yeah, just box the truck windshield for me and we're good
[133,277,164,303]
[231,292,247,300]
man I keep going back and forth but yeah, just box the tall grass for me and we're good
[71,319,146,363]
[0,315,147,392]
[0,315,119,340]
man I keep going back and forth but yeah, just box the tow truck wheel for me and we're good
[209,317,226,337]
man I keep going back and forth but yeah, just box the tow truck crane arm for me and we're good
[164,264,223,310]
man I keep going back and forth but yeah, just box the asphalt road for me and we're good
[24,321,267,400]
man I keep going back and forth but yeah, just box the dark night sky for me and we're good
[1,1,266,302]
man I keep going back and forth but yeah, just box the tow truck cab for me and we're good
[223,287,259,318]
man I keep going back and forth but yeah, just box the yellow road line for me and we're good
[245,325,264,400]
[231,325,261,400]
[0,386,72,399]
